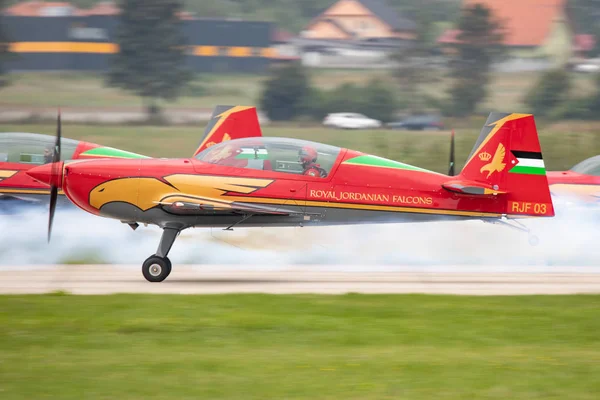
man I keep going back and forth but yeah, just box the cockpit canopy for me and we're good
[0,132,79,164]
[570,155,600,176]
[194,137,343,177]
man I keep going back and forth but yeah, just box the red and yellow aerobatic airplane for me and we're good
[26,107,555,282]
[546,155,600,205]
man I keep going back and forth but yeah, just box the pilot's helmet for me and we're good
[299,146,317,164]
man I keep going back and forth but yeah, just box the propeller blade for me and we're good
[48,186,57,242]
[48,108,61,242]
[448,128,455,176]
[54,108,61,162]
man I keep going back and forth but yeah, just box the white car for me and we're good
[573,63,600,73]
[323,113,381,129]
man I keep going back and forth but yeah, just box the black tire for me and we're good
[142,256,172,282]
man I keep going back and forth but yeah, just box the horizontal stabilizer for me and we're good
[442,179,507,196]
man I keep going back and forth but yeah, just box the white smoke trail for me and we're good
[0,196,598,272]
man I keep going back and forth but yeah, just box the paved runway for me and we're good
[1,265,600,295]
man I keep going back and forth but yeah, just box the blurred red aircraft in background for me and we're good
[0,131,149,211]
[546,156,600,204]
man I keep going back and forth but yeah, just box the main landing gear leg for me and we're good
[142,227,180,282]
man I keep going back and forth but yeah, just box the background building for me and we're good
[288,0,417,68]
[2,1,275,73]
[299,0,416,41]
[437,0,575,70]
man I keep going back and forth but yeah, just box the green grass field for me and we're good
[0,294,598,399]
[2,120,599,171]
[2,70,599,171]
[1,70,596,111]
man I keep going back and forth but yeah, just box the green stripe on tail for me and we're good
[509,165,546,175]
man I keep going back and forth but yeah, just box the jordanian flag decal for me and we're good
[509,151,545,175]
[235,148,269,159]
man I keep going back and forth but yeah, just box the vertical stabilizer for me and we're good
[193,106,262,157]
[456,112,554,217]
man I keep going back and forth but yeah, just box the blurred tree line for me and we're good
[524,69,600,120]
[260,3,506,122]
[521,0,600,120]
[107,0,192,117]
[8,0,592,49]
[2,0,596,52]
[443,3,505,117]
[0,0,12,89]
[3,0,600,122]
[260,1,600,122]
[259,62,397,122]
[0,0,194,115]
[567,0,600,57]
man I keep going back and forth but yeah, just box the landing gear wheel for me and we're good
[142,256,172,282]
[528,235,540,247]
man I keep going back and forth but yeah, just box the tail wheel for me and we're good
[142,256,172,282]
[528,235,540,247]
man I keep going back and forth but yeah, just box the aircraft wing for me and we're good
[193,105,263,157]
[155,195,311,217]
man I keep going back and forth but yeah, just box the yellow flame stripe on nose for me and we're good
[0,170,18,179]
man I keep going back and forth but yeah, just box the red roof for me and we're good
[272,29,294,43]
[77,1,119,16]
[438,0,566,47]
[4,1,195,18]
[4,1,78,16]
[573,34,595,52]
[437,29,460,44]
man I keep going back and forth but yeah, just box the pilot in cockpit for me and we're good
[43,146,54,164]
[299,146,327,177]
